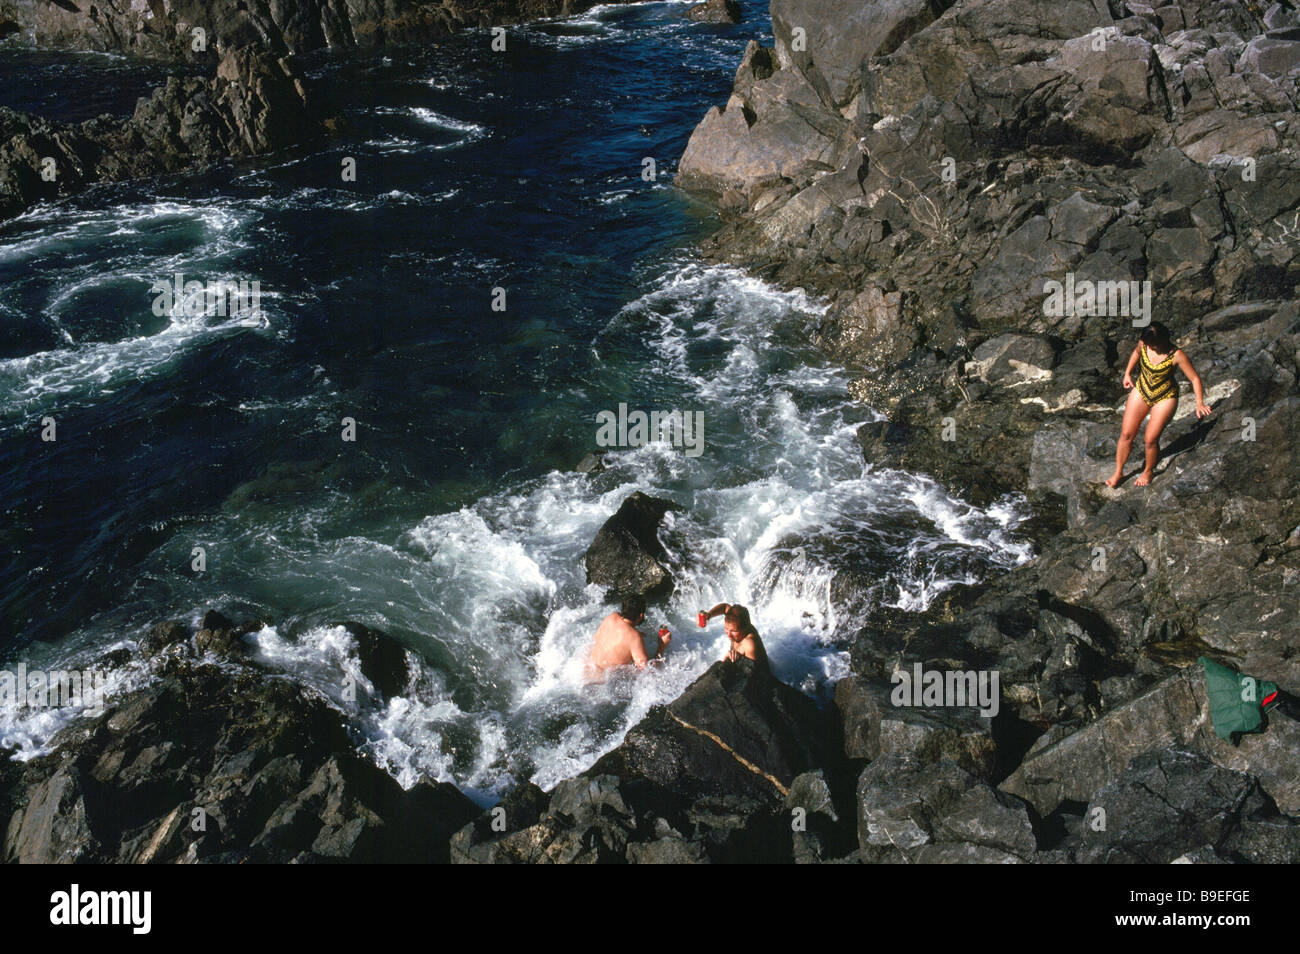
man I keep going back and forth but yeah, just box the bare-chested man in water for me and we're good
[699,602,769,671]
[586,596,670,680]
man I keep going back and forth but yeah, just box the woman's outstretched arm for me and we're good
[1175,350,1212,418]
[702,603,730,621]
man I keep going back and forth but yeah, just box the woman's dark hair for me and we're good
[1139,322,1175,354]
[724,604,757,637]
[620,596,646,622]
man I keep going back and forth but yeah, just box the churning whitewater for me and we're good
[0,2,1031,806]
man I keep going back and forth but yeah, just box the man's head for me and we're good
[620,596,646,625]
[723,604,754,642]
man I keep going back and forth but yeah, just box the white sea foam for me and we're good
[0,638,150,760]
[0,255,1033,804]
[0,200,269,425]
[170,259,1030,801]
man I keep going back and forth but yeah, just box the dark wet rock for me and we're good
[815,284,920,369]
[191,613,264,660]
[93,648,134,671]
[1,657,477,863]
[594,658,847,799]
[201,610,235,632]
[341,622,411,700]
[584,491,681,601]
[193,626,245,658]
[685,0,741,24]
[454,658,856,863]
[680,794,792,864]
[574,450,607,474]
[138,620,190,658]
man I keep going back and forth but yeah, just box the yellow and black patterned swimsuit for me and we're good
[1136,344,1178,406]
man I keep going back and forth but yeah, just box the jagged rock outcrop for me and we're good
[0,0,633,62]
[678,0,1300,345]
[0,47,334,220]
[686,0,742,23]
[1078,747,1300,864]
[452,658,860,863]
[584,491,681,601]
[0,0,640,221]
[677,0,1300,863]
[1,617,477,863]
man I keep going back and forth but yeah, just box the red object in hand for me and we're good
[698,612,708,628]
[659,627,670,638]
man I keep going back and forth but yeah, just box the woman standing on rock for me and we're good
[1105,322,1212,488]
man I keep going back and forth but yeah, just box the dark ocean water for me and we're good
[0,2,1031,802]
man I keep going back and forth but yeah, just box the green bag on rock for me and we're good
[1199,656,1279,742]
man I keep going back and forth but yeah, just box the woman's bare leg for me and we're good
[1107,389,1149,487]
[1135,397,1177,486]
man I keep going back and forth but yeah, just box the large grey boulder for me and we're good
[1001,667,1300,816]
[685,0,741,24]
[834,675,998,779]
[855,755,1036,858]
[1079,747,1300,864]
[771,0,956,107]
[677,42,847,201]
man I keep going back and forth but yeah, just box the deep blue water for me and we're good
[0,2,1032,800]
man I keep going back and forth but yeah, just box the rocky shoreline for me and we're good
[0,0,634,62]
[0,0,643,221]
[456,0,1300,862]
[4,0,1300,863]
[668,0,1300,861]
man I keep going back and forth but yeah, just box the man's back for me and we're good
[588,612,641,673]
